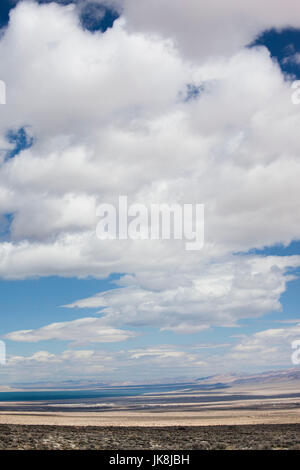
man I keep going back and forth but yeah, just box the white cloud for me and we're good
[225,323,300,369]
[129,346,206,366]
[5,317,136,345]
[4,348,116,382]
[1,1,187,138]
[8,350,58,365]
[121,0,300,61]
[4,321,300,382]
[5,321,299,382]
[0,1,299,356]
[62,255,300,333]
[8,349,97,366]
[4,344,208,382]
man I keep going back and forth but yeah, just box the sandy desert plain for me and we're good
[0,370,299,449]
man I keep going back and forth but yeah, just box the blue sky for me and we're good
[0,1,300,385]
[0,0,119,31]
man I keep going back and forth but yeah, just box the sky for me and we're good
[0,0,300,385]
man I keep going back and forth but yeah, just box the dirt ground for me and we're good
[0,423,299,450]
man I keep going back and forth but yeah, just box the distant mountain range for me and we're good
[196,368,300,388]
[11,368,300,391]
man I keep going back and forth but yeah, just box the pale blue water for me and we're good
[0,383,226,402]
[0,389,143,402]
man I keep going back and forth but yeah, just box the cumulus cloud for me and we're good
[129,346,206,366]
[4,322,300,382]
[226,323,300,369]
[4,344,209,383]
[4,348,116,382]
[5,317,136,345]
[8,350,58,365]
[8,349,97,366]
[62,255,300,332]
[121,0,300,61]
[0,1,299,364]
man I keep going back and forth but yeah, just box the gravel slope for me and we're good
[0,424,299,450]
